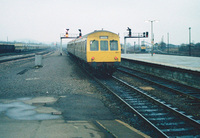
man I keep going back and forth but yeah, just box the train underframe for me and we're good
[68,53,120,75]
[89,61,120,75]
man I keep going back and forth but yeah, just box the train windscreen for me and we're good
[100,41,108,51]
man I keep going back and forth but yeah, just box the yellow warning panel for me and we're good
[96,120,150,138]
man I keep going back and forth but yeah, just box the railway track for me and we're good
[0,49,49,57]
[0,49,54,63]
[117,66,200,102]
[95,75,200,137]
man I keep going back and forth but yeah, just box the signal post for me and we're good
[59,29,81,55]
[124,27,148,54]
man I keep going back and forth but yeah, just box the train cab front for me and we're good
[88,40,121,74]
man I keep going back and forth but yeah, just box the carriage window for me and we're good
[90,40,99,51]
[100,41,108,51]
[110,40,118,51]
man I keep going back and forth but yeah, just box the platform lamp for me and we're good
[145,20,159,56]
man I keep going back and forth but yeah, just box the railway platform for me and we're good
[0,117,148,138]
[122,53,200,72]
[0,50,149,138]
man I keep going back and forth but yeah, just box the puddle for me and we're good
[26,77,40,81]
[17,97,32,101]
[0,97,61,120]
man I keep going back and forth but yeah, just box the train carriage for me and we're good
[141,45,146,52]
[67,30,121,74]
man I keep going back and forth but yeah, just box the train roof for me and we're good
[68,30,118,44]
[85,30,117,37]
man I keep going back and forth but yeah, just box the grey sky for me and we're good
[1,0,200,45]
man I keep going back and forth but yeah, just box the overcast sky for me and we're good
[1,0,200,45]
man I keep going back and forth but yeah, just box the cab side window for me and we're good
[90,40,99,51]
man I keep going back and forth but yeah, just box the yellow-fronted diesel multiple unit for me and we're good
[67,30,121,74]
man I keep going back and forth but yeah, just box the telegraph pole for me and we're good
[167,33,169,54]
[151,21,154,56]
[189,27,191,56]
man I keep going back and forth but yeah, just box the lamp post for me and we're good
[145,20,159,56]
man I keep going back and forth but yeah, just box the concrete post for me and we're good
[124,37,126,54]
[35,54,43,67]
[60,38,62,56]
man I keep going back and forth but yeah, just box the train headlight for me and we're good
[114,56,118,60]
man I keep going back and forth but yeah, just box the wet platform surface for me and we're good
[0,96,149,138]
[0,97,61,120]
[122,54,200,71]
